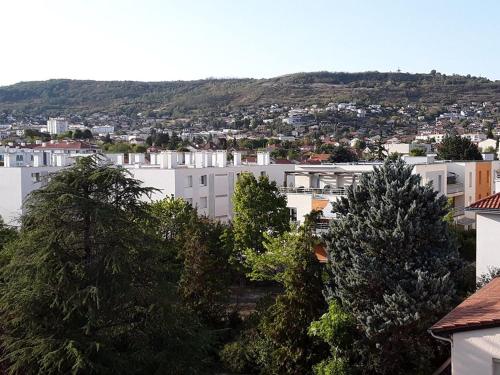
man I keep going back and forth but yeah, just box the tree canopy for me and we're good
[232,173,289,258]
[0,157,210,374]
[437,134,483,160]
[323,159,462,374]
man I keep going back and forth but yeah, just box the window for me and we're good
[31,172,41,183]
[469,172,472,188]
[438,175,442,192]
[15,155,23,162]
[200,197,208,209]
[186,198,193,205]
[186,175,193,188]
[260,171,267,177]
[493,358,500,375]
[200,175,207,186]
[289,207,297,222]
[469,196,472,204]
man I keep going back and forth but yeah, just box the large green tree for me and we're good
[437,134,483,160]
[0,158,210,374]
[232,173,289,257]
[148,197,232,326]
[222,221,328,374]
[324,159,462,374]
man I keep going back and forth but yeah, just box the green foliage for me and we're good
[437,134,483,160]
[409,147,426,156]
[148,197,232,327]
[309,301,356,375]
[325,159,462,375]
[1,72,496,117]
[477,267,500,289]
[323,145,358,163]
[232,173,289,258]
[0,158,210,374]
[0,217,17,251]
[223,225,328,374]
[178,217,232,326]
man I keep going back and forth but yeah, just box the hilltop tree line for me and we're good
[1,71,499,117]
[0,156,475,374]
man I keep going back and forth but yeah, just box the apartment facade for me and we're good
[465,193,500,279]
[0,149,293,225]
[46,117,69,135]
[284,158,500,228]
[127,151,293,221]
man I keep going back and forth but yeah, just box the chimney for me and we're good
[205,151,213,167]
[257,151,270,165]
[4,153,12,168]
[129,153,145,165]
[115,154,124,165]
[233,151,242,166]
[216,150,227,167]
[195,151,205,168]
[166,151,177,169]
[184,152,193,166]
[149,153,158,165]
[33,153,42,167]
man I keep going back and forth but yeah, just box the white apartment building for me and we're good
[0,165,62,224]
[415,133,446,142]
[91,125,115,135]
[383,142,432,155]
[0,149,293,225]
[46,118,69,135]
[465,192,500,279]
[283,157,500,228]
[123,151,293,221]
[415,133,487,143]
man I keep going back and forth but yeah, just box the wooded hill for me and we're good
[1,71,499,117]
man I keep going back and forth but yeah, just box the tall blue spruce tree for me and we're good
[325,159,462,374]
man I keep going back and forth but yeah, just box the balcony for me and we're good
[451,207,465,217]
[447,182,464,196]
[279,186,346,196]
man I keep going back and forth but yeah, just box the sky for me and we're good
[1,0,499,86]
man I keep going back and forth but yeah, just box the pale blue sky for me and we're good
[1,0,499,86]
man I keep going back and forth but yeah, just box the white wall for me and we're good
[0,166,61,225]
[452,327,500,375]
[128,164,293,221]
[476,213,500,278]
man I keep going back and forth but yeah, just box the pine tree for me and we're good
[178,217,232,326]
[437,134,483,160]
[324,159,462,374]
[0,158,210,374]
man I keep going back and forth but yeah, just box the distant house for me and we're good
[465,193,500,279]
[308,153,330,163]
[430,277,500,375]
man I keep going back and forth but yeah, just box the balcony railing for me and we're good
[451,207,465,217]
[447,183,464,195]
[279,186,346,195]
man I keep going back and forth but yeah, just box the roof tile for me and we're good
[467,192,500,210]
[431,277,500,333]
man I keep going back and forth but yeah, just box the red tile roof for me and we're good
[273,158,294,164]
[314,244,328,263]
[309,153,330,162]
[431,277,500,333]
[467,192,500,211]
